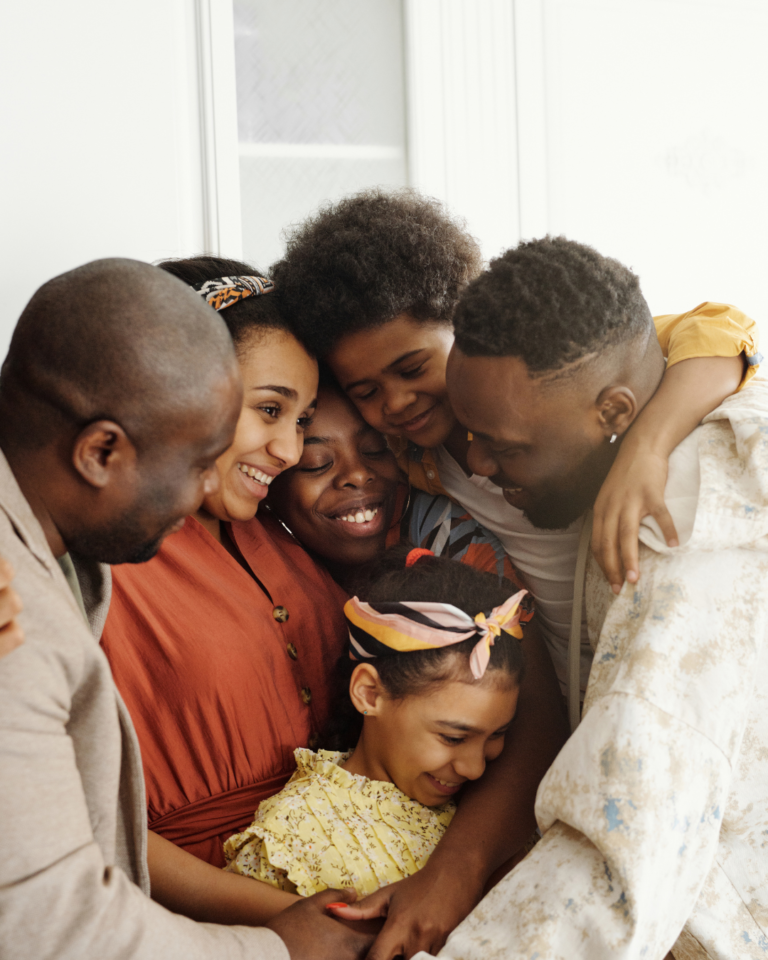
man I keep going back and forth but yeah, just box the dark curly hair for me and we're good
[453,236,653,375]
[270,189,484,357]
[322,546,525,751]
[158,255,296,356]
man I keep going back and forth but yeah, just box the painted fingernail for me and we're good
[326,903,349,910]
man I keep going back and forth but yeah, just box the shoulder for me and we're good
[641,377,768,554]
[0,511,106,723]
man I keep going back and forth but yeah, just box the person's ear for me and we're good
[71,421,137,490]
[348,663,387,717]
[595,386,638,441]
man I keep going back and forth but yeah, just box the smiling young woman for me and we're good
[99,258,352,935]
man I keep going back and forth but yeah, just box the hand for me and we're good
[329,860,485,960]
[267,887,375,960]
[0,560,24,659]
[592,443,679,594]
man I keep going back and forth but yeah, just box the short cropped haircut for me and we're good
[453,236,653,375]
[271,188,484,356]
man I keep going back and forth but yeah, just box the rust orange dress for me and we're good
[101,513,348,867]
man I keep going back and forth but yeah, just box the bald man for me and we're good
[0,260,367,960]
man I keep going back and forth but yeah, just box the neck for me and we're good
[342,723,392,784]
[0,437,68,557]
[194,507,222,543]
[442,420,472,475]
[622,324,666,412]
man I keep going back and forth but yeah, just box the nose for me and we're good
[267,421,304,469]
[466,438,497,478]
[337,455,376,490]
[452,744,487,782]
[381,384,418,418]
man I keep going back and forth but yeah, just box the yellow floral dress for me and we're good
[223,748,456,897]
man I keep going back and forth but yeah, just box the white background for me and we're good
[1,0,766,362]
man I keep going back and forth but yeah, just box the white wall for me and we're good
[0,0,219,362]
[405,0,768,337]
[4,0,766,360]
[519,0,768,324]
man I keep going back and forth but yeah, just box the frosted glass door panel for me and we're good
[234,0,408,270]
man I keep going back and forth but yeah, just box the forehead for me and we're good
[446,350,555,443]
[238,329,317,389]
[308,387,368,438]
[408,676,517,727]
[329,314,453,378]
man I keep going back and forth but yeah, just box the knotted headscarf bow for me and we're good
[343,589,527,680]
[192,275,274,312]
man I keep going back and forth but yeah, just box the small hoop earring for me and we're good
[609,433,618,444]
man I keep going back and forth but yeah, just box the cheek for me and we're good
[485,738,505,762]
[424,364,449,401]
[280,483,326,542]
[231,408,271,459]
[352,397,389,433]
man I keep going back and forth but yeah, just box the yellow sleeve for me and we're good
[653,301,762,391]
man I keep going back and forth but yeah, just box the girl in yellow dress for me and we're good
[224,547,528,897]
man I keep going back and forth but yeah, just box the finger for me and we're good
[594,514,625,593]
[619,518,641,585]
[0,586,23,620]
[0,622,24,656]
[0,559,15,589]
[331,886,391,920]
[365,926,407,960]
[315,886,358,908]
[651,503,679,549]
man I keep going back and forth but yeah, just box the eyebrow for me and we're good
[343,349,427,392]
[436,720,510,735]
[249,384,297,399]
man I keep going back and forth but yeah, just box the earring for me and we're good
[363,710,368,715]
[609,433,618,444]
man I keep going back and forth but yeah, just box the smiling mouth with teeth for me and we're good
[337,506,379,524]
[237,462,275,486]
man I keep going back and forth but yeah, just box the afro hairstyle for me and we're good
[270,188,483,357]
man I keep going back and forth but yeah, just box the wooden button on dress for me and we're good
[301,686,312,705]
[272,605,289,622]
[287,643,298,660]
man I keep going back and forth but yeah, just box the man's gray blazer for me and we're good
[0,449,288,960]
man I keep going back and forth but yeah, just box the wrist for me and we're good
[620,424,677,460]
[425,833,489,886]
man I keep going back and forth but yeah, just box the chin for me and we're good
[413,419,454,450]
[522,487,599,530]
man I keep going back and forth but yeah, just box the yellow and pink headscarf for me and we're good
[344,581,527,681]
